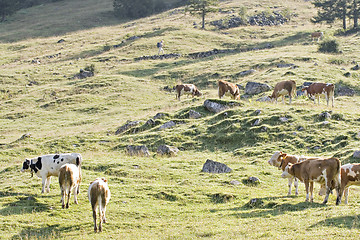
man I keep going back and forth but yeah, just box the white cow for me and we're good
[21,153,82,193]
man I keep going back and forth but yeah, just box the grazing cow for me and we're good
[311,32,323,41]
[336,163,360,205]
[281,157,341,204]
[88,177,111,232]
[268,151,324,195]
[58,163,81,209]
[21,153,82,193]
[302,82,335,107]
[269,80,296,104]
[218,80,240,100]
[175,84,202,101]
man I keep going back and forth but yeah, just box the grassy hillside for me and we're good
[1,0,360,239]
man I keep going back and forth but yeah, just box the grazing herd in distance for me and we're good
[21,154,110,233]
[175,79,335,107]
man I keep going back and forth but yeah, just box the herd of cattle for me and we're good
[175,79,335,107]
[20,153,110,233]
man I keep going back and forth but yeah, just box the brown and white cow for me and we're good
[336,163,360,205]
[269,80,296,104]
[268,151,324,195]
[302,82,335,107]
[281,157,341,204]
[311,32,323,41]
[218,80,240,100]
[175,84,202,101]
[88,177,111,232]
[58,163,81,209]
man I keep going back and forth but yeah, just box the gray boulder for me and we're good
[203,100,228,113]
[189,110,202,119]
[245,82,271,95]
[157,145,179,157]
[202,159,232,173]
[115,121,141,135]
[159,121,176,130]
[353,151,360,159]
[126,145,150,157]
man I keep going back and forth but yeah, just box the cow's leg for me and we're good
[323,177,332,204]
[344,187,349,204]
[61,188,66,208]
[287,178,293,195]
[66,190,71,208]
[41,177,47,193]
[93,207,97,232]
[309,182,314,202]
[294,177,299,195]
[73,186,78,204]
[305,180,310,202]
[331,95,334,108]
[289,94,292,104]
[99,207,103,232]
[45,176,51,193]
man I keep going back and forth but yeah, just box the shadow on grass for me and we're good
[11,223,92,240]
[227,195,327,218]
[309,215,360,229]
[0,193,49,216]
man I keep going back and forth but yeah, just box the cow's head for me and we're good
[195,90,202,97]
[268,151,287,168]
[281,163,293,178]
[21,159,31,172]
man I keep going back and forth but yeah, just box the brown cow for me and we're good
[218,80,240,100]
[268,151,324,195]
[281,158,341,204]
[311,32,323,41]
[58,163,81,209]
[269,80,296,104]
[88,177,111,232]
[175,84,202,101]
[336,163,360,205]
[302,82,335,107]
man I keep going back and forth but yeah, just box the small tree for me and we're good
[186,0,218,29]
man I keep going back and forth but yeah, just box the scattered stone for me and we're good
[229,180,241,185]
[157,145,179,157]
[255,110,261,115]
[31,59,41,64]
[344,72,351,77]
[319,112,331,120]
[159,121,176,130]
[298,126,304,131]
[235,69,256,77]
[163,86,175,92]
[203,100,228,113]
[245,82,271,95]
[126,145,150,157]
[322,121,330,126]
[201,159,232,173]
[279,117,289,123]
[253,119,261,126]
[115,121,141,135]
[335,85,355,96]
[135,53,181,61]
[189,110,202,119]
[261,126,268,132]
[73,69,94,79]
[256,96,271,102]
[277,63,296,68]
[351,64,359,70]
[127,36,140,41]
[153,113,167,120]
[353,151,360,158]
[145,119,155,126]
[57,39,65,43]
[246,198,264,208]
[242,176,261,186]
[249,11,289,26]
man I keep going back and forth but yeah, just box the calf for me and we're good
[58,163,81,209]
[311,32,323,41]
[336,163,360,205]
[281,158,341,204]
[269,80,296,104]
[302,82,335,107]
[218,80,240,100]
[268,151,323,195]
[175,84,202,101]
[21,153,82,193]
[88,177,111,232]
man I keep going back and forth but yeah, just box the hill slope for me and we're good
[0,0,360,239]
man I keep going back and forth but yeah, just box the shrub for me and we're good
[318,39,339,53]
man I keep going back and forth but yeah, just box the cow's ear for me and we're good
[102,178,108,183]
[280,153,287,158]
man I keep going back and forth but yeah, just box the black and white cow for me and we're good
[21,153,82,193]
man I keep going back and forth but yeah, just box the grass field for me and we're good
[0,0,360,239]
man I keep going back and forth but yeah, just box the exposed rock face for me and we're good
[189,110,202,119]
[159,121,176,130]
[115,121,141,135]
[353,151,360,159]
[203,100,228,113]
[335,85,355,96]
[157,145,179,157]
[245,82,271,95]
[126,145,150,157]
[201,159,232,173]
[73,69,94,79]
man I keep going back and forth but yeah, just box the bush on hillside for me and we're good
[318,39,340,53]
